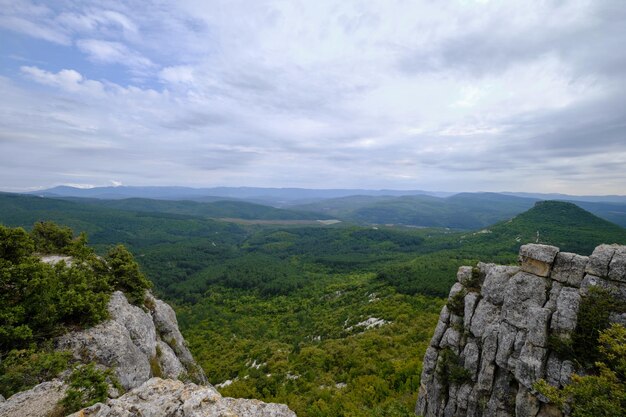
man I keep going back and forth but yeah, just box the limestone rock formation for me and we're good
[67,378,296,417]
[1,290,296,417]
[416,243,626,417]
[56,291,204,390]
[0,380,66,417]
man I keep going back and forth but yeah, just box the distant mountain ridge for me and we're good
[17,187,626,229]
[27,185,453,203]
[26,185,626,204]
[293,192,626,229]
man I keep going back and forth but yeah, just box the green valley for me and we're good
[1,193,626,416]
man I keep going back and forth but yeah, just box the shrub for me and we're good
[535,324,626,417]
[0,225,34,263]
[447,291,466,317]
[60,363,117,414]
[0,346,71,398]
[106,244,152,305]
[436,347,472,390]
[572,287,625,369]
[31,221,73,254]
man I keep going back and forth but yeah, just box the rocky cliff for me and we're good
[416,243,626,417]
[0,290,296,417]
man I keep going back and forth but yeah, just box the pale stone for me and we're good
[476,329,498,393]
[57,292,206,390]
[495,322,517,370]
[0,380,66,417]
[502,272,549,329]
[586,244,618,277]
[443,385,457,417]
[464,292,480,329]
[39,255,73,266]
[518,244,559,277]
[57,320,151,390]
[431,318,449,348]
[550,287,581,334]
[456,383,473,412]
[156,340,185,379]
[449,282,464,299]
[551,252,588,287]
[108,291,157,358]
[481,265,519,305]
[151,298,195,364]
[544,282,563,312]
[516,341,548,389]
[69,378,296,417]
[545,354,562,387]
[580,273,626,299]
[470,299,501,338]
[515,386,541,417]
[440,327,461,354]
[457,266,473,285]
[609,246,626,282]
[537,403,564,417]
[463,341,481,380]
[560,361,575,387]
[421,347,439,385]
[527,307,551,347]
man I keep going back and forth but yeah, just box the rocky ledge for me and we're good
[68,378,296,417]
[416,243,626,417]
[0,290,297,417]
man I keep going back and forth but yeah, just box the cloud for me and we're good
[0,0,625,194]
[76,39,154,70]
[20,66,105,95]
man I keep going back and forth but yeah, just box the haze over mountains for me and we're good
[20,186,626,229]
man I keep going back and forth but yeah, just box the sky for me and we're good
[0,0,625,194]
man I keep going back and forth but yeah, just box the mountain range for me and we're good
[18,186,626,229]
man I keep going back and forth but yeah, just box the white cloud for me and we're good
[0,0,625,193]
[20,66,105,95]
[76,39,154,69]
[159,66,195,84]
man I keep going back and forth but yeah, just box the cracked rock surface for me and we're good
[68,378,296,417]
[416,243,626,417]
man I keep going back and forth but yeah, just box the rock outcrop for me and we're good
[56,291,204,390]
[0,290,296,417]
[0,380,66,417]
[416,243,626,417]
[68,378,296,417]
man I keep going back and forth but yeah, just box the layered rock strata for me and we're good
[416,243,626,417]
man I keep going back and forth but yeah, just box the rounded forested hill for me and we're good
[465,200,626,255]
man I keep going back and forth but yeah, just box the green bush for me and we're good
[0,346,71,398]
[535,324,626,417]
[436,347,472,390]
[31,221,74,254]
[106,244,152,305]
[553,287,626,369]
[61,363,117,414]
[447,291,466,317]
[0,226,33,263]
[0,231,112,350]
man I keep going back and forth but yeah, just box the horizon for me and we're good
[3,183,626,199]
[1,1,626,194]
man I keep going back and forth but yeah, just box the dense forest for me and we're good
[1,194,626,416]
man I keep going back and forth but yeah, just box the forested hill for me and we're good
[292,192,626,229]
[1,194,625,416]
[61,196,331,221]
[377,201,626,297]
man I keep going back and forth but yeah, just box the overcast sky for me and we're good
[1,0,625,194]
